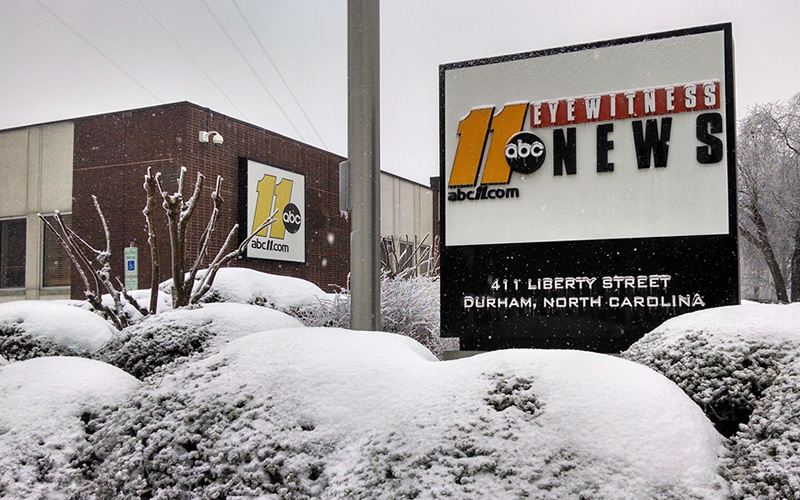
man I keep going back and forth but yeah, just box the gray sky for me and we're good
[1,0,798,185]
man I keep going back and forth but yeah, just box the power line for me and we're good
[34,0,161,102]
[198,0,306,142]
[135,0,249,122]
[231,0,328,149]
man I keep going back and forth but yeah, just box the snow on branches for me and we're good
[145,166,277,309]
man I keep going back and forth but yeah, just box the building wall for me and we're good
[380,172,433,242]
[2,102,436,302]
[71,102,349,297]
[0,122,73,302]
[380,172,435,271]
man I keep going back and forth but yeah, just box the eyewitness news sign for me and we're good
[440,24,739,352]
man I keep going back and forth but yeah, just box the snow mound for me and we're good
[632,302,800,345]
[98,303,304,379]
[726,356,800,499]
[0,300,115,358]
[161,267,328,309]
[0,357,139,497]
[624,303,800,436]
[175,302,303,337]
[99,288,174,320]
[85,328,726,499]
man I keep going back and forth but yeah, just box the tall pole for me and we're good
[348,0,381,330]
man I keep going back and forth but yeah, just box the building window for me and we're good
[42,214,71,287]
[0,218,26,288]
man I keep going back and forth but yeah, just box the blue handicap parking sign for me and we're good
[127,261,135,271]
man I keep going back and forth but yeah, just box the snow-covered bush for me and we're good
[297,272,446,358]
[72,329,727,499]
[161,267,329,311]
[81,361,336,498]
[623,303,800,437]
[0,301,115,361]
[98,303,303,379]
[96,312,215,379]
[0,324,85,361]
[726,357,800,499]
[380,272,444,357]
[95,288,173,324]
[0,357,139,498]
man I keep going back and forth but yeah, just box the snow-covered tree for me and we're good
[144,167,275,310]
[42,167,276,328]
[739,93,800,302]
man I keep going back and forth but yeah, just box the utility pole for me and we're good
[347,0,381,330]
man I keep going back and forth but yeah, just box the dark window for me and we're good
[42,214,71,287]
[0,218,26,288]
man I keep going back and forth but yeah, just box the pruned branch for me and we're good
[38,203,146,330]
[187,175,223,291]
[189,209,278,304]
[143,167,161,314]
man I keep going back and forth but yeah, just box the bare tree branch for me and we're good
[190,209,278,304]
[143,167,161,314]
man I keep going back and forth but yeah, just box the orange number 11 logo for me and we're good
[253,174,294,239]
[448,103,528,188]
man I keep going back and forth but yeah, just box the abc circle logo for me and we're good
[282,203,302,234]
[505,131,546,174]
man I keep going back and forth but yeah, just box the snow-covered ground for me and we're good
[1,269,798,498]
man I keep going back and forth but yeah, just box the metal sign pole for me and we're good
[347,0,381,331]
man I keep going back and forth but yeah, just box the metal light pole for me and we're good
[347,0,381,331]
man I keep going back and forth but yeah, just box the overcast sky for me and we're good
[1,0,798,185]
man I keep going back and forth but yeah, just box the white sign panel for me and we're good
[245,159,306,263]
[443,29,729,247]
[124,246,138,290]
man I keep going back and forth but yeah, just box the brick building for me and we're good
[0,102,436,302]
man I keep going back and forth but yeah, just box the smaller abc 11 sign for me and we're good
[241,159,306,263]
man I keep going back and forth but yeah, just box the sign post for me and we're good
[347,0,381,331]
[440,24,738,352]
[124,245,138,291]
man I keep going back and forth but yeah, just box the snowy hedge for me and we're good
[0,301,114,362]
[0,357,139,498]
[96,310,215,379]
[298,272,447,358]
[161,267,330,310]
[70,329,726,499]
[624,303,800,498]
[725,356,800,499]
[98,303,303,379]
[623,303,800,437]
